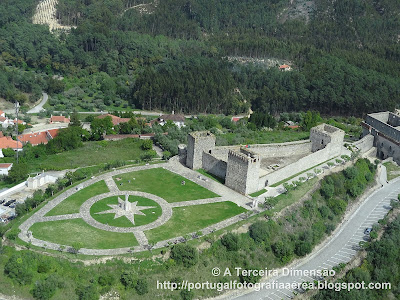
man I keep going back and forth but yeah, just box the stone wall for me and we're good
[258,144,335,188]
[353,134,374,154]
[202,152,227,179]
[310,124,345,156]
[377,136,400,164]
[186,131,216,169]
[247,140,312,157]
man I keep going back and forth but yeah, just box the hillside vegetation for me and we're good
[0,0,399,114]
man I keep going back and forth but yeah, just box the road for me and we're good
[27,92,48,113]
[228,170,400,300]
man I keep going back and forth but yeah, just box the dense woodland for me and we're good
[0,0,400,114]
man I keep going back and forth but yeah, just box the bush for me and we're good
[249,220,273,243]
[120,271,135,289]
[221,233,239,251]
[272,240,294,263]
[135,278,148,295]
[294,241,312,256]
[141,139,153,151]
[170,244,198,267]
[2,148,15,157]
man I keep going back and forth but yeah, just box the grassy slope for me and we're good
[384,162,400,181]
[29,139,144,171]
[90,196,162,227]
[145,201,246,243]
[30,219,138,249]
[114,168,219,202]
[46,180,109,216]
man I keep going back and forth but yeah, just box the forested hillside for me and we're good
[0,0,399,114]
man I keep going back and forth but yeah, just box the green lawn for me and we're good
[145,201,246,244]
[46,180,109,216]
[383,162,400,181]
[28,138,144,171]
[217,129,310,145]
[114,168,219,203]
[30,219,139,249]
[271,177,318,213]
[249,189,267,197]
[197,169,225,184]
[90,196,162,227]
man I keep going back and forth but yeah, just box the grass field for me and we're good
[384,162,400,181]
[90,196,162,227]
[114,168,219,203]
[249,189,267,197]
[30,219,139,249]
[197,169,225,184]
[217,130,310,145]
[145,201,246,243]
[29,139,144,171]
[271,177,318,213]
[46,181,109,216]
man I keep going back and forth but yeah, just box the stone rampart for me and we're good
[202,152,227,179]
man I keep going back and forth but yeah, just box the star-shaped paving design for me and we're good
[95,196,156,225]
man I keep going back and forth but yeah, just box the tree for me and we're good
[135,278,148,295]
[249,220,274,243]
[2,148,15,157]
[221,233,239,251]
[7,163,28,183]
[141,139,153,151]
[69,111,81,127]
[170,244,198,267]
[120,271,135,289]
[90,116,113,140]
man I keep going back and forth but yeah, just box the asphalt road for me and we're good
[27,92,48,113]
[229,171,400,300]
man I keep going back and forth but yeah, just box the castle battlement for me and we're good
[186,122,345,195]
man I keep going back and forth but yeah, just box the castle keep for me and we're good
[186,124,345,195]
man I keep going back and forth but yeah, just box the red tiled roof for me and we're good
[18,129,60,146]
[46,129,59,138]
[18,132,49,146]
[97,114,131,126]
[279,64,290,69]
[0,136,22,149]
[0,110,4,115]
[287,125,300,129]
[50,116,70,123]
[0,117,6,122]
[0,132,3,138]
[231,117,242,122]
[0,163,12,169]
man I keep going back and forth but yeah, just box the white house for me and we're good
[0,163,13,176]
[150,114,186,128]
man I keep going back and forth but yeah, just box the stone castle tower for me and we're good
[186,131,216,169]
[225,148,260,195]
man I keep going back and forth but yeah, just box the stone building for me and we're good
[185,124,345,195]
[361,111,400,164]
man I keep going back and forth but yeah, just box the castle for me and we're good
[184,124,345,195]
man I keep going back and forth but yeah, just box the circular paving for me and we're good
[80,191,173,233]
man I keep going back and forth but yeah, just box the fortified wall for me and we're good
[186,124,345,195]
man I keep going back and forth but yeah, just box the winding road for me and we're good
[227,168,400,300]
[27,92,48,113]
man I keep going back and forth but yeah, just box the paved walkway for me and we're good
[18,161,254,255]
